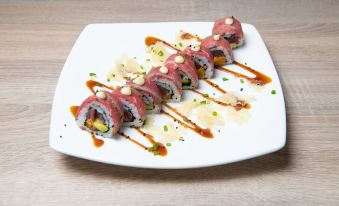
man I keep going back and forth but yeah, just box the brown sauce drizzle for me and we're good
[118,131,148,150]
[86,80,113,94]
[232,61,272,85]
[203,79,226,93]
[135,128,167,156]
[145,36,180,52]
[162,103,213,138]
[118,131,167,156]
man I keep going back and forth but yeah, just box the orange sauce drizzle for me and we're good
[70,106,79,118]
[180,32,203,42]
[91,133,104,148]
[162,103,213,138]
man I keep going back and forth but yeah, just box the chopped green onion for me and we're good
[271,90,277,94]
[146,58,150,62]
[212,111,218,116]
[163,125,168,132]
[140,65,144,70]
[158,50,164,56]
[222,77,229,81]
[193,98,197,102]
[107,78,110,82]
[240,79,244,84]
[203,93,209,98]
[200,100,207,104]
[183,118,189,123]
[120,64,125,67]
[179,42,183,47]
[89,72,96,77]
[148,143,158,151]
[166,143,171,147]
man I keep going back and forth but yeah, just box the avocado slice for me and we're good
[93,119,109,133]
[182,78,191,86]
[146,103,154,110]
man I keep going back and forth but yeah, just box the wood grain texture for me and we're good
[1,0,339,205]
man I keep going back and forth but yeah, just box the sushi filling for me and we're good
[210,47,227,65]
[122,104,136,122]
[178,70,191,87]
[85,107,109,133]
[155,81,174,100]
[141,93,155,111]
[222,33,237,44]
[192,55,209,78]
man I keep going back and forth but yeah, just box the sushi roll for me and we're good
[111,86,146,128]
[183,44,214,79]
[212,16,244,49]
[127,76,162,113]
[165,53,199,89]
[147,65,183,102]
[76,91,124,138]
[201,35,234,66]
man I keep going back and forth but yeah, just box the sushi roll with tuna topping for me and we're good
[183,44,214,79]
[201,35,234,66]
[76,91,124,138]
[165,53,199,89]
[212,16,244,49]
[147,65,183,102]
[111,86,146,128]
[127,76,162,113]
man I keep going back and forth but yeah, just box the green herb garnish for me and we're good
[200,100,207,104]
[271,90,277,94]
[212,111,218,116]
[158,50,164,56]
[120,64,125,67]
[222,77,229,81]
[148,143,159,151]
[193,98,197,102]
[179,42,183,47]
[146,58,150,62]
[203,93,209,98]
[89,72,96,77]
[166,143,171,147]
[163,125,168,132]
[240,79,244,84]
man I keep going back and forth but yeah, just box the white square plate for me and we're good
[49,22,286,169]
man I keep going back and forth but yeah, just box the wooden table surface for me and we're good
[1,0,339,205]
